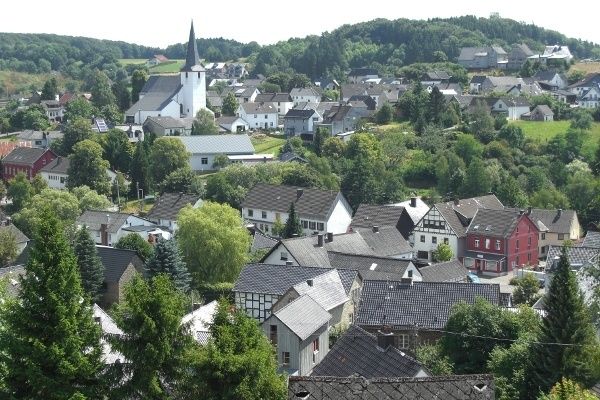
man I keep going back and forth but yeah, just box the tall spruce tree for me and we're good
[74,226,105,302]
[529,247,600,396]
[129,140,150,198]
[145,238,191,293]
[283,202,303,238]
[0,212,103,399]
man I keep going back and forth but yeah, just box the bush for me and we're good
[196,282,234,303]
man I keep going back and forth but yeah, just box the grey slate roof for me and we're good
[328,252,412,276]
[2,147,51,165]
[177,135,254,155]
[182,22,201,72]
[467,208,526,239]
[144,116,186,129]
[240,102,277,114]
[528,208,575,234]
[470,75,487,84]
[546,245,600,272]
[290,87,321,98]
[146,192,200,222]
[419,260,468,283]
[139,75,182,96]
[269,294,331,340]
[311,325,425,378]
[356,281,501,330]
[531,104,554,116]
[39,156,69,174]
[432,195,504,237]
[242,183,344,221]
[77,211,130,234]
[351,204,404,229]
[284,109,315,119]
[251,230,279,252]
[16,130,63,141]
[292,269,348,311]
[582,231,600,248]
[279,151,307,163]
[354,226,413,256]
[233,263,356,296]
[0,224,29,244]
[288,375,495,400]
[255,93,291,103]
[126,93,177,114]
[96,246,144,283]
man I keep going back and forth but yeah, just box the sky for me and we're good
[1,0,599,48]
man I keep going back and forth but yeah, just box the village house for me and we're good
[1,147,56,181]
[96,246,144,306]
[468,97,531,120]
[216,116,249,133]
[327,252,421,282]
[351,203,415,239]
[526,104,554,121]
[458,46,507,70]
[77,210,163,246]
[283,109,318,138]
[241,184,352,235]
[463,208,539,275]
[143,116,192,136]
[347,68,379,84]
[567,73,600,97]
[533,70,569,91]
[321,104,372,135]
[411,195,504,262]
[528,208,580,258]
[41,100,64,122]
[39,157,117,190]
[578,85,600,109]
[544,245,600,302]
[224,86,260,103]
[176,135,255,172]
[311,324,429,379]
[16,130,63,149]
[356,280,503,353]
[479,76,542,96]
[236,102,278,130]
[418,259,470,283]
[146,54,169,66]
[290,87,321,106]
[254,93,293,116]
[507,43,535,70]
[146,192,202,231]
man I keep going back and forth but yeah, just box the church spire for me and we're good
[182,20,200,71]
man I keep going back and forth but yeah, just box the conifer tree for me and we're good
[74,226,105,302]
[283,202,303,238]
[0,212,103,399]
[145,238,191,293]
[529,247,600,396]
[129,140,150,198]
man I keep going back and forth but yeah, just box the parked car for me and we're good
[467,272,480,283]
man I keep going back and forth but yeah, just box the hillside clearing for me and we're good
[251,135,286,155]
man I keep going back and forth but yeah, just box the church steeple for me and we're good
[182,21,200,72]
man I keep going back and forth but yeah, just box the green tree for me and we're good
[221,92,239,116]
[129,140,151,198]
[73,226,105,302]
[7,172,33,212]
[529,247,600,395]
[271,215,285,238]
[376,102,393,124]
[469,100,495,143]
[453,134,483,165]
[539,378,598,400]
[282,202,303,239]
[177,202,251,284]
[102,129,133,172]
[62,117,94,154]
[131,69,148,103]
[428,86,446,125]
[313,127,329,157]
[432,243,453,262]
[91,70,116,108]
[109,274,195,399]
[192,109,219,135]
[115,233,154,262]
[71,185,111,212]
[530,188,570,209]
[67,139,111,195]
[460,158,491,198]
[513,273,542,306]
[41,77,58,100]
[159,167,195,194]
[570,109,593,131]
[184,299,286,400]
[0,212,103,399]
[0,228,18,267]
[64,97,94,123]
[112,80,131,111]
[145,238,191,293]
[22,105,50,130]
[212,153,230,169]
[495,173,528,208]
[150,137,190,185]
[498,125,525,148]
[31,173,48,194]
[416,344,453,375]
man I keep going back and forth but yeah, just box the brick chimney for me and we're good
[100,223,108,246]
[410,197,417,208]
[317,234,324,247]
[296,188,303,199]
[372,225,379,233]
[326,232,333,242]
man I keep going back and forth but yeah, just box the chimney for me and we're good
[377,325,394,349]
[557,208,562,217]
[410,197,417,208]
[100,223,108,246]
[519,209,524,215]
[372,225,379,233]
[56,156,61,165]
[327,232,333,242]
[453,198,460,206]
[317,234,324,247]
[296,188,304,199]
[285,260,293,266]
[306,279,313,287]
[527,206,532,215]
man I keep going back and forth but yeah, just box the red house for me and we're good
[463,208,539,275]
[1,147,57,181]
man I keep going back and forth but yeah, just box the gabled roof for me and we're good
[241,183,344,221]
[511,43,534,57]
[432,195,504,237]
[467,208,531,238]
[356,280,501,330]
[528,208,574,234]
[254,92,292,103]
[349,68,378,76]
[546,245,600,272]
[182,300,217,344]
[139,75,182,96]
[284,109,315,119]
[39,156,69,174]
[288,375,495,399]
[251,230,279,252]
[176,135,254,155]
[0,224,29,244]
[96,246,144,283]
[290,87,321,97]
[311,325,426,378]
[279,151,307,163]
[268,294,330,340]
[352,204,404,229]
[77,211,132,234]
[233,263,356,296]
[424,71,451,80]
[470,75,487,84]
[16,130,63,141]
[146,192,200,222]
[531,104,554,116]
[582,230,600,248]
[2,147,53,166]
[292,269,348,311]
[322,105,353,122]
[354,226,413,256]
[327,252,412,281]
[458,47,488,61]
[239,102,277,114]
[419,260,468,283]
[144,116,186,129]
[126,92,179,114]
[93,303,124,364]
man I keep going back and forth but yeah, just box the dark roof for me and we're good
[242,183,345,221]
[139,75,182,95]
[268,294,331,341]
[233,263,356,296]
[432,195,504,238]
[255,93,292,103]
[531,104,554,116]
[0,265,26,297]
[284,109,315,119]
[419,260,468,283]
[425,71,451,80]
[470,75,487,84]
[591,382,600,398]
[311,325,425,378]
[96,246,144,283]
[582,230,600,248]
[2,147,52,166]
[354,226,413,256]
[279,151,307,163]
[144,116,186,129]
[546,245,600,272]
[77,211,131,234]
[39,156,69,174]
[328,252,412,281]
[182,21,201,72]
[528,208,575,234]
[288,375,495,400]
[0,224,29,244]
[352,204,404,229]
[126,93,178,114]
[533,70,562,82]
[251,230,278,252]
[467,208,527,238]
[146,192,200,222]
[322,105,353,122]
[356,281,501,330]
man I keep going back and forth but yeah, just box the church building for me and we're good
[125,22,207,124]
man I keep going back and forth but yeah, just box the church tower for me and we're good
[180,21,206,118]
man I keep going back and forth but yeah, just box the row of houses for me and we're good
[458,43,573,70]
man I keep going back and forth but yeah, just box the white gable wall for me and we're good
[325,198,352,235]
[134,100,180,124]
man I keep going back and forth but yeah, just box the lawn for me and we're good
[251,135,286,155]
[117,59,148,66]
[570,62,600,75]
[149,60,185,74]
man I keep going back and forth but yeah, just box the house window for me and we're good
[516,226,519,233]
[420,235,425,243]
[201,157,208,165]
[270,122,273,127]
[282,352,290,366]
[262,211,267,219]
[541,233,546,240]
[485,238,490,249]
[432,236,437,244]
[528,236,532,246]
[558,233,565,240]
[443,237,449,244]
[408,269,413,278]
[475,239,480,248]
[527,253,532,262]
[254,114,257,118]
[398,334,409,349]
[516,240,520,250]
[309,221,316,230]
[317,222,324,231]
[495,240,500,250]
[248,209,254,217]
[516,256,520,266]
[270,325,278,345]
[280,252,288,261]
[264,114,268,119]
[312,338,319,363]
[302,220,308,229]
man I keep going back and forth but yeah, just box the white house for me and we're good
[146,192,202,232]
[241,183,352,236]
[39,156,117,190]
[176,135,255,172]
[216,116,249,133]
[125,22,206,124]
[76,210,167,246]
[255,93,293,116]
[579,86,600,109]
[236,102,278,130]
[290,88,321,106]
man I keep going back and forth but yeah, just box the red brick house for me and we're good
[463,208,539,275]
[1,147,57,181]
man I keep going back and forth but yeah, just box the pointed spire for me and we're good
[182,20,200,72]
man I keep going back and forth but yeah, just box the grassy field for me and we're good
[117,59,147,65]
[570,62,600,75]
[117,59,185,74]
[251,135,286,155]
